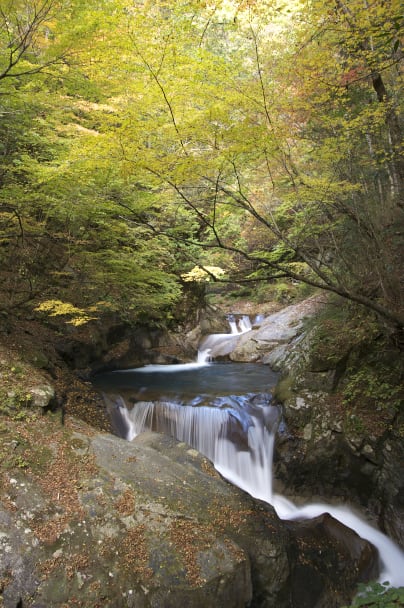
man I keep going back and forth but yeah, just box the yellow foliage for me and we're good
[34,300,97,326]
[181,265,226,282]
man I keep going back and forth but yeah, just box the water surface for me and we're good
[93,362,278,404]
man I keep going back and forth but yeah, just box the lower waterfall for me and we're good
[103,391,404,588]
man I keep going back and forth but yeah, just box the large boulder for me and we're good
[0,422,377,608]
[200,296,322,363]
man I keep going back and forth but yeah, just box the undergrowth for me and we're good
[345,582,404,607]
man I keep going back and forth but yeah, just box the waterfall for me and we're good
[119,396,276,499]
[226,314,253,334]
[239,315,252,332]
[197,347,211,364]
[227,314,239,334]
[271,497,404,588]
[109,394,404,588]
[98,313,404,589]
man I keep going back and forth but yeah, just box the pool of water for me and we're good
[92,362,278,404]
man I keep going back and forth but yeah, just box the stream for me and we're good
[93,324,404,590]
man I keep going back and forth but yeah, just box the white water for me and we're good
[271,497,404,587]
[123,397,277,499]
[239,315,252,332]
[219,431,404,587]
[227,314,253,334]
[116,348,212,373]
[229,318,239,334]
[119,396,404,588]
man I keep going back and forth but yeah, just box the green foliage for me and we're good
[0,0,186,324]
[0,386,32,418]
[344,582,404,607]
[343,360,404,413]
[0,0,403,331]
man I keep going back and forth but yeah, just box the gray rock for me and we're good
[0,431,377,607]
[29,384,55,408]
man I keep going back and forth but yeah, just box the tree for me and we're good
[1,0,402,333]
[0,0,183,322]
[100,0,403,332]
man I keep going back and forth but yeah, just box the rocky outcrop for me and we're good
[199,296,322,364]
[0,425,377,608]
[270,326,404,550]
[200,296,404,550]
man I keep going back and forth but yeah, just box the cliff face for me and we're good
[272,326,404,550]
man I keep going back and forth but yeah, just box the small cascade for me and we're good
[197,313,254,359]
[117,395,276,499]
[226,313,253,334]
[227,314,239,334]
[197,347,211,364]
[239,314,252,332]
[271,497,404,588]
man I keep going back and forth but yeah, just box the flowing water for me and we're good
[93,361,277,403]
[93,320,404,589]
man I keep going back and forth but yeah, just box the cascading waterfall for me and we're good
[272,496,404,588]
[111,394,277,502]
[113,393,404,588]
[97,313,404,589]
[226,313,253,334]
[227,314,239,334]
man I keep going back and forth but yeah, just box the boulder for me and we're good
[284,513,378,608]
[29,384,55,409]
[0,427,378,608]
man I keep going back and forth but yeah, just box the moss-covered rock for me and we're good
[272,304,404,548]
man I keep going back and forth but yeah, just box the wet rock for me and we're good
[0,430,377,608]
[284,513,378,608]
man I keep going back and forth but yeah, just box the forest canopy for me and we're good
[0,0,403,331]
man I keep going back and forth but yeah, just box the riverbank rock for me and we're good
[271,318,404,549]
[0,417,377,608]
[199,295,323,364]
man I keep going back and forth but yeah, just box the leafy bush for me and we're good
[344,582,404,607]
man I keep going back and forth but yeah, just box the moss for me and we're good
[273,375,294,403]
[304,299,380,366]
[27,351,50,369]
[344,581,404,607]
